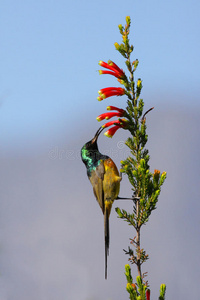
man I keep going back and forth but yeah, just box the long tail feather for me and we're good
[104,208,109,279]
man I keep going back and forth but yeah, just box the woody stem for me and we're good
[136,199,142,278]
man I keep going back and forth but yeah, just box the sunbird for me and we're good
[81,127,121,279]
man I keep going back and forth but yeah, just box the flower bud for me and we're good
[126,16,131,26]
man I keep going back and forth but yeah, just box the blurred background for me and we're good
[0,0,200,299]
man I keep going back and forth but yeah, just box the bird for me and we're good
[81,126,122,279]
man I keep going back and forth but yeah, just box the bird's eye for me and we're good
[88,150,96,160]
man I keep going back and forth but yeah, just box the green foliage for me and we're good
[125,264,133,283]
[97,15,166,298]
[115,207,136,227]
[114,16,167,298]
[125,265,150,300]
[137,276,146,299]
[159,284,166,300]
[125,265,138,300]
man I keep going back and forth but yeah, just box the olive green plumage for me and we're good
[81,127,121,279]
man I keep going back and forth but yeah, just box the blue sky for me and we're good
[0,0,199,152]
[0,1,200,299]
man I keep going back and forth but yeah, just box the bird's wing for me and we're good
[89,160,105,213]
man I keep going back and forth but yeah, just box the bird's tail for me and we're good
[104,207,109,280]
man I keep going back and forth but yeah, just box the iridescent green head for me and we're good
[81,127,104,167]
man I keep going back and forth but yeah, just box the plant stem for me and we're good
[136,199,142,278]
[128,56,142,279]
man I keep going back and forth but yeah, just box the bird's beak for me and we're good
[92,126,104,143]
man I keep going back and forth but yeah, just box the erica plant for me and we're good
[96,16,167,300]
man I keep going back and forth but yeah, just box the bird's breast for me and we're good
[103,158,121,202]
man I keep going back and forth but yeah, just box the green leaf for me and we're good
[159,284,166,300]
[125,264,133,283]
[115,207,123,218]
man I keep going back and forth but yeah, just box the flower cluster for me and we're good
[98,60,126,79]
[97,105,128,137]
[97,105,125,121]
[97,61,128,137]
[97,87,125,101]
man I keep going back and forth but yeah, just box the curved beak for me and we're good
[92,126,104,143]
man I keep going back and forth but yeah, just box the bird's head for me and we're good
[81,127,104,164]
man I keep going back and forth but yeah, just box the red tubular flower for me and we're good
[107,60,123,73]
[103,118,128,138]
[96,111,125,122]
[99,87,121,93]
[99,60,120,73]
[98,70,120,78]
[104,125,121,138]
[99,87,125,95]
[106,105,125,113]
[146,289,150,300]
[101,119,122,128]
[98,60,125,79]
[97,87,125,101]
[97,95,104,101]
